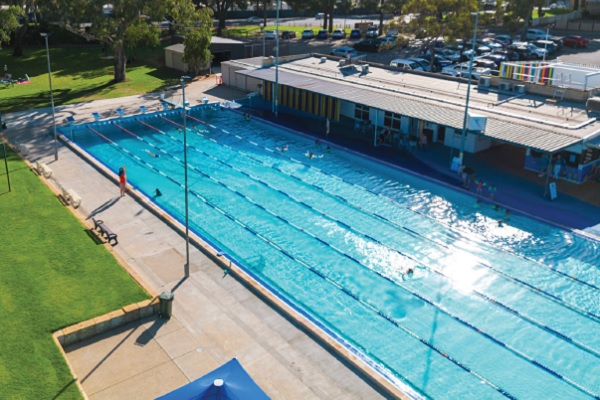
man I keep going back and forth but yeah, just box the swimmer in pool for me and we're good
[146,149,159,158]
[155,188,162,197]
[276,145,288,152]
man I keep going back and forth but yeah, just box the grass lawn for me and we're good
[0,44,182,114]
[0,145,150,399]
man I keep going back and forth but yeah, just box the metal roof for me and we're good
[236,67,592,153]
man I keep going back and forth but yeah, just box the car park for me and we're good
[526,29,551,40]
[330,46,358,57]
[264,30,276,40]
[493,34,513,46]
[317,30,329,39]
[507,45,537,60]
[512,41,547,59]
[441,63,491,80]
[480,53,508,67]
[562,35,590,47]
[349,28,362,39]
[481,38,504,50]
[389,58,424,71]
[281,30,296,39]
[408,57,434,72]
[246,16,263,24]
[423,53,453,71]
[492,49,519,61]
[301,29,315,39]
[473,58,497,71]
[332,29,346,39]
[353,39,381,52]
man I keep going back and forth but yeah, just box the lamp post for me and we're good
[181,76,190,276]
[458,12,479,166]
[543,26,549,62]
[274,0,281,117]
[261,23,266,57]
[41,32,58,161]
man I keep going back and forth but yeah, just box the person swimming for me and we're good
[155,188,162,197]
[146,149,159,158]
[305,151,324,159]
[276,145,289,152]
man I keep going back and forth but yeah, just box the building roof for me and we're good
[233,56,600,153]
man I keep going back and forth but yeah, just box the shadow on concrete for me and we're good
[87,196,121,219]
[135,317,167,346]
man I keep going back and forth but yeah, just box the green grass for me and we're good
[0,44,182,113]
[533,8,573,19]
[0,146,150,399]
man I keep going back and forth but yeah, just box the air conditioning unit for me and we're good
[361,64,369,74]
[320,57,327,63]
[499,82,511,91]
[514,84,525,94]
[338,59,346,67]
[478,76,491,87]
[586,97,600,113]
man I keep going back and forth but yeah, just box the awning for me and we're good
[155,358,270,400]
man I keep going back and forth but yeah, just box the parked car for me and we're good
[349,28,362,39]
[301,29,315,39]
[408,57,434,72]
[264,30,276,40]
[246,16,263,24]
[353,39,381,52]
[526,29,551,41]
[507,45,537,60]
[281,30,296,39]
[332,29,346,40]
[512,41,547,59]
[389,58,424,71]
[493,34,513,46]
[473,58,497,71]
[366,26,379,38]
[315,12,324,19]
[532,39,557,54]
[317,29,329,40]
[549,36,564,51]
[481,38,504,50]
[480,53,508,67]
[562,35,590,47]
[492,49,519,62]
[330,46,358,57]
[424,53,453,71]
[441,63,491,80]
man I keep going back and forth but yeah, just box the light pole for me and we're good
[261,23,266,57]
[274,0,281,117]
[543,26,550,62]
[41,32,58,161]
[457,12,479,166]
[181,76,190,276]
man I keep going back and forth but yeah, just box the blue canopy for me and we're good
[156,358,270,400]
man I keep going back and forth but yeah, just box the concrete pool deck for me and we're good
[2,73,598,400]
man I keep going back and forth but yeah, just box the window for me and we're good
[384,111,401,130]
[355,104,369,120]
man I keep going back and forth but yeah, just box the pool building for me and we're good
[221,55,600,194]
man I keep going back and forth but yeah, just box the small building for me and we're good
[164,37,248,72]
[221,55,600,188]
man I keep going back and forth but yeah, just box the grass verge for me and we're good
[0,145,150,399]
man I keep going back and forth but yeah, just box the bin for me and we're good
[159,292,174,319]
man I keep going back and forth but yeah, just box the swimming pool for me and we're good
[63,106,600,399]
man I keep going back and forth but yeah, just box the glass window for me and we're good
[355,104,369,120]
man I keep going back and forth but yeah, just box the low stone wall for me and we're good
[54,298,160,347]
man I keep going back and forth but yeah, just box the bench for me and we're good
[63,188,82,208]
[92,218,118,245]
[34,162,53,178]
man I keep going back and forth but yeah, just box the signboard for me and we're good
[548,182,557,201]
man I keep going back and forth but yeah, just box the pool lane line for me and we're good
[186,112,600,293]
[101,123,524,400]
[128,119,600,394]
[177,114,600,325]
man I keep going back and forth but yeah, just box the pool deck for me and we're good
[2,74,599,400]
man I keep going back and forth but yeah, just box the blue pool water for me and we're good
[64,106,600,399]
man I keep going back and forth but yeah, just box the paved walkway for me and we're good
[2,77,397,400]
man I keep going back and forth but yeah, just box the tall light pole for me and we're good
[543,26,549,62]
[41,32,58,161]
[458,12,479,166]
[261,23,266,57]
[181,76,190,276]
[274,0,281,117]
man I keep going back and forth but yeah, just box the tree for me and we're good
[3,0,30,56]
[45,0,209,83]
[182,8,214,76]
[403,0,479,58]
[197,0,246,36]
[0,6,23,50]
[501,0,546,38]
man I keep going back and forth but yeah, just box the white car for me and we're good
[301,29,315,39]
[441,63,491,80]
[332,29,346,39]
[246,16,263,24]
[330,46,358,57]
[526,29,551,41]
[264,30,276,40]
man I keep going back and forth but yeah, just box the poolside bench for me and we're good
[92,218,118,245]
[34,161,53,178]
[63,188,82,208]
